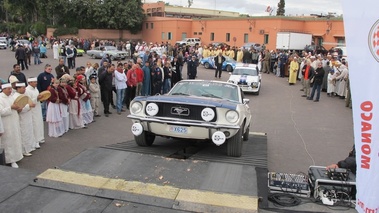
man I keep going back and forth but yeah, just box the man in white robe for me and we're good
[335,63,349,98]
[25,77,45,148]
[0,83,23,168]
[14,83,36,156]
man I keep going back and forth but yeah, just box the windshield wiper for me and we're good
[171,92,190,96]
[201,93,222,99]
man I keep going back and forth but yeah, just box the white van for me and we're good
[176,38,201,46]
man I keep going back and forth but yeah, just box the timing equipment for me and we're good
[308,166,356,205]
[268,172,311,198]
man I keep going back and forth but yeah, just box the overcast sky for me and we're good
[144,0,343,16]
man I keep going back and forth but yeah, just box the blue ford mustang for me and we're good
[200,56,236,72]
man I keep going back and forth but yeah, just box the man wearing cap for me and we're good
[8,75,19,96]
[14,83,36,156]
[25,77,45,147]
[37,64,55,120]
[9,64,27,86]
[0,83,23,168]
[55,58,70,79]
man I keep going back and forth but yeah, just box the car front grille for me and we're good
[147,102,217,122]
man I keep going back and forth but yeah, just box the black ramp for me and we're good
[0,186,112,213]
[0,165,36,203]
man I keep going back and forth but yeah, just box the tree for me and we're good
[276,0,285,16]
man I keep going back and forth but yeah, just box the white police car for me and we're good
[227,63,261,95]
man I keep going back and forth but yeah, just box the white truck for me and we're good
[276,32,312,50]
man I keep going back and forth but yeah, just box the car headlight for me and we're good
[225,110,239,123]
[253,82,259,87]
[201,107,215,121]
[130,102,143,114]
[247,82,252,86]
[146,103,159,116]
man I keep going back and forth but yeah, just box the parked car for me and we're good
[228,63,261,95]
[10,39,31,51]
[209,42,229,48]
[0,40,7,49]
[176,38,201,46]
[200,56,236,72]
[242,42,262,51]
[128,80,252,157]
[87,46,128,60]
[59,47,85,56]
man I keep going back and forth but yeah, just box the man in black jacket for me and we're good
[214,52,225,79]
[307,61,325,102]
[55,58,70,79]
[98,64,114,117]
[187,55,198,79]
[15,45,28,70]
[9,64,27,86]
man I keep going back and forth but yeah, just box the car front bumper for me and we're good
[239,85,260,93]
[128,115,240,141]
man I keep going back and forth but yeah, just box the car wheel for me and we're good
[204,62,210,69]
[110,55,115,60]
[226,65,232,72]
[91,54,96,59]
[135,131,155,146]
[255,89,260,95]
[227,126,243,157]
[243,125,250,141]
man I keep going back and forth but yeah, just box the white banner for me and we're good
[342,1,379,212]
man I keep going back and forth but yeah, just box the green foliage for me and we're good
[276,0,285,16]
[1,0,146,34]
[30,22,46,36]
[53,27,79,37]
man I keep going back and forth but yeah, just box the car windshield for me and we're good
[233,68,258,76]
[105,46,116,51]
[170,81,239,102]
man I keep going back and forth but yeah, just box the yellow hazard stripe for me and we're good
[37,169,258,211]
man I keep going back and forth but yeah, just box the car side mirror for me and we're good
[243,99,250,104]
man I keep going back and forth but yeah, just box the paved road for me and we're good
[0,48,354,175]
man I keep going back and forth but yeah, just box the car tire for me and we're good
[135,131,155,146]
[255,89,260,95]
[91,54,96,59]
[110,55,115,60]
[204,62,210,69]
[227,126,243,157]
[243,125,249,141]
[226,65,232,72]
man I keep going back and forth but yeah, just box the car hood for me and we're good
[134,95,239,110]
[229,75,259,83]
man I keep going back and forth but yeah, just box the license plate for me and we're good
[169,126,188,134]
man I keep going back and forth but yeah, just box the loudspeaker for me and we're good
[0,148,6,165]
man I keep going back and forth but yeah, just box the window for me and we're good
[168,32,172,40]
[198,32,202,35]
[264,34,269,44]
[210,33,215,41]
[161,32,165,40]
[145,23,148,29]
[226,33,230,42]
[317,37,323,46]
[244,33,249,43]
[150,23,154,29]
[194,32,198,35]
[337,38,345,46]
